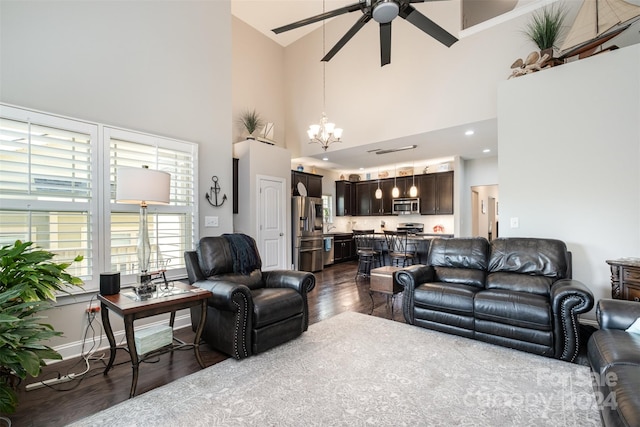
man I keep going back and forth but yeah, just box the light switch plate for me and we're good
[205,216,219,227]
[510,217,519,228]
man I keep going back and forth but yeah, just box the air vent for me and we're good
[373,145,417,155]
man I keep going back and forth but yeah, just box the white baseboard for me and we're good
[51,313,193,362]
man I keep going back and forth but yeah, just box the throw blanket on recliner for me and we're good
[222,233,261,275]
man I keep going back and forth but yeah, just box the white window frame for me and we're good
[104,126,198,286]
[0,103,198,293]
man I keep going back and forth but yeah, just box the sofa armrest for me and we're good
[596,298,640,330]
[192,279,253,313]
[395,264,434,325]
[550,278,595,361]
[262,270,316,294]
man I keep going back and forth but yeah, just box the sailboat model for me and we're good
[559,0,640,59]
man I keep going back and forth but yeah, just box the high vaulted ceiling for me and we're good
[230,0,522,173]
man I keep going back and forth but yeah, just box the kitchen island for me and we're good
[323,231,453,266]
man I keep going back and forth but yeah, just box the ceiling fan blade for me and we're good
[322,14,372,62]
[399,4,458,47]
[272,2,362,34]
[380,22,391,66]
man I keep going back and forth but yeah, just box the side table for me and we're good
[369,266,403,318]
[606,258,640,302]
[98,283,212,397]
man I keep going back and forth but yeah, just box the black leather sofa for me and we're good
[587,299,640,427]
[185,234,315,359]
[396,237,594,362]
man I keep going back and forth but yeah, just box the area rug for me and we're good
[70,312,601,426]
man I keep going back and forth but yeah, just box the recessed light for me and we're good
[483,148,491,153]
[465,130,475,136]
[322,157,329,161]
[359,167,364,171]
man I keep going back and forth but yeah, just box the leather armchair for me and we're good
[185,234,315,359]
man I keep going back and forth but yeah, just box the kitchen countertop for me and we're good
[323,232,454,239]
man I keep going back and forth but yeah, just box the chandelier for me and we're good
[308,113,342,150]
[308,0,343,151]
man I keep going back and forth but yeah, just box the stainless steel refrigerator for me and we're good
[292,196,324,272]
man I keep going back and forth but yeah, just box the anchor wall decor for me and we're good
[205,176,227,207]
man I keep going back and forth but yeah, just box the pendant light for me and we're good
[307,0,343,151]
[409,161,418,197]
[375,168,382,199]
[392,165,399,198]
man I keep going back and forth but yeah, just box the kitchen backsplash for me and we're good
[328,214,454,234]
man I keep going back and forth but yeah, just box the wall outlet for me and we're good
[510,217,519,228]
[205,216,219,227]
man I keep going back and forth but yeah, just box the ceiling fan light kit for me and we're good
[272,0,458,67]
[372,0,399,23]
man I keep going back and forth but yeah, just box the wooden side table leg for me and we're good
[194,299,207,369]
[123,315,140,398]
[101,303,116,375]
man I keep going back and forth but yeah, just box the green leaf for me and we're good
[0,382,19,414]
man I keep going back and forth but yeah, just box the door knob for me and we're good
[279,233,284,236]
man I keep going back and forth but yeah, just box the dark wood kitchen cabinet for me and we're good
[292,171,322,198]
[418,171,453,215]
[333,233,355,262]
[335,180,355,216]
[435,171,454,214]
[355,182,373,216]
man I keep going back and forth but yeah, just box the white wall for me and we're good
[233,139,293,266]
[498,44,640,316]
[282,1,533,158]
[232,17,286,146]
[0,0,232,355]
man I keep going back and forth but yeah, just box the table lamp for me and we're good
[116,165,170,280]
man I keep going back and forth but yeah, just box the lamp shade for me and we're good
[116,166,170,205]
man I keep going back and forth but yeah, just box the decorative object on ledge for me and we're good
[508,51,551,79]
[238,109,263,139]
[205,176,227,207]
[558,0,640,61]
[523,3,567,58]
[509,3,568,78]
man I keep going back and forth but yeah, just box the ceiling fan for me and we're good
[272,0,458,66]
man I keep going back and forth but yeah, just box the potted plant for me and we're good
[238,108,263,139]
[523,4,568,64]
[0,241,83,415]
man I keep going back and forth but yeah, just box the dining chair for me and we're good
[353,229,381,278]
[383,230,416,267]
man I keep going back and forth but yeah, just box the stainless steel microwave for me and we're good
[392,198,420,215]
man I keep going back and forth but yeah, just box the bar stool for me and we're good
[383,230,416,267]
[353,229,380,278]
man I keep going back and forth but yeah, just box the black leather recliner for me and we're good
[397,237,594,362]
[184,234,315,359]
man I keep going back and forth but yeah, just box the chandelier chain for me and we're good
[306,0,342,151]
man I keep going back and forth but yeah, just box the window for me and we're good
[0,106,98,281]
[106,128,196,283]
[0,104,198,292]
[322,194,333,224]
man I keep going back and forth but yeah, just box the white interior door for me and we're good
[257,175,287,270]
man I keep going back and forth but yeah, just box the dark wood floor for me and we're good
[10,261,404,426]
